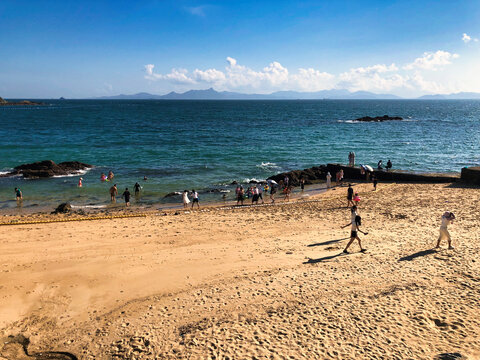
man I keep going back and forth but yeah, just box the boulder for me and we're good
[460,167,480,185]
[1,160,92,178]
[355,115,403,122]
[53,203,72,214]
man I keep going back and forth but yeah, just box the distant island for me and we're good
[89,88,480,101]
[0,97,43,106]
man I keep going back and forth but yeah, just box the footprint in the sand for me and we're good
[0,335,77,360]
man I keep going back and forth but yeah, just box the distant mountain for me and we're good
[417,92,480,100]
[91,88,403,100]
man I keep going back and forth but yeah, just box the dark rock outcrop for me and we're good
[0,160,92,178]
[53,203,72,214]
[355,115,403,122]
[268,163,459,186]
[0,97,44,106]
[460,167,480,185]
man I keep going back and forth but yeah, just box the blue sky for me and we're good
[1,0,479,97]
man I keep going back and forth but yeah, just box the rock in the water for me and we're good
[164,192,181,198]
[355,114,403,122]
[53,203,72,214]
[0,98,43,106]
[230,181,238,185]
[0,160,92,178]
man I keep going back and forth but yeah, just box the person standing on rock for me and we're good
[109,184,118,202]
[386,159,392,171]
[284,175,289,188]
[436,212,455,250]
[15,188,22,201]
[326,172,332,189]
[122,188,131,207]
[352,152,356,167]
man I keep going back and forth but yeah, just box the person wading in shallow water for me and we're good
[15,187,22,201]
[122,187,131,207]
[110,184,118,203]
[342,212,367,254]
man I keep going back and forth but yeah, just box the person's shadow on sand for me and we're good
[398,249,437,262]
[303,253,346,264]
[307,238,348,247]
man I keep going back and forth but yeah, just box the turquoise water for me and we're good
[1,100,479,211]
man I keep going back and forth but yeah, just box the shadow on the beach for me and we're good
[307,238,348,247]
[303,253,344,264]
[398,249,436,262]
[444,182,480,189]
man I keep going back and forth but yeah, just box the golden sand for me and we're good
[0,182,479,359]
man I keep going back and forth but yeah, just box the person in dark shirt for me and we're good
[386,159,392,171]
[134,182,141,196]
[347,184,354,207]
[122,188,131,207]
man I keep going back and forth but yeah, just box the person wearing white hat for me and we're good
[78,177,83,187]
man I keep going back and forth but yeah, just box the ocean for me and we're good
[1,99,479,211]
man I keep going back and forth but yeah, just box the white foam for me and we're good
[243,178,264,183]
[52,169,90,178]
[256,162,280,170]
[71,204,107,209]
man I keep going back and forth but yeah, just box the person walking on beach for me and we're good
[258,184,264,204]
[353,192,361,206]
[342,212,367,254]
[191,189,200,209]
[182,190,190,208]
[270,185,277,204]
[326,172,332,189]
[109,184,118,202]
[372,175,378,191]
[347,184,354,207]
[122,188,131,207]
[300,178,305,192]
[436,212,455,250]
[15,187,22,201]
[237,186,245,206]
[283,186,292,202]
[252,186,259,205]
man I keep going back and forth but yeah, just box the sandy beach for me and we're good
[1,182,479,359]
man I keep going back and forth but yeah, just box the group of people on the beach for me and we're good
[340,180,455,254]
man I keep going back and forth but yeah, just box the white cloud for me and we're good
[144,50,466,96]
[403,50,459,71]
[462,33,472,43]
[462,33,478,43]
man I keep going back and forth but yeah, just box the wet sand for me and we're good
[1,182,479,359]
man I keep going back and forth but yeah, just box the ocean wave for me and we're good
[51,169,91,178]
[242,178,265,183]
[256,162,280,170]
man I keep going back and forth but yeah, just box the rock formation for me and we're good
[355,115,403,122]
[0,97,44,106]
[0,160,92,179]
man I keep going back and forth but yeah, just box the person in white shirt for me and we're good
[191,189,200,209]
[182,190,190,208]
[326,172,332,189]
[436,212,455,249]
[342,211,367,254]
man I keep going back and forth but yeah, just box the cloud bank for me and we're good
[145,50,461,95]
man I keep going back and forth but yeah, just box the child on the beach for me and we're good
[436,211,455,250]
[353,192,360,205]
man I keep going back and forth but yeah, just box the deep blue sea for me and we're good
[1,100,479,211]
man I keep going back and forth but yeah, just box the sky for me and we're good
[1,0,480,98]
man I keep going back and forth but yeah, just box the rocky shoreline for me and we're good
[0,97,43,106]
[0,160,92,179]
